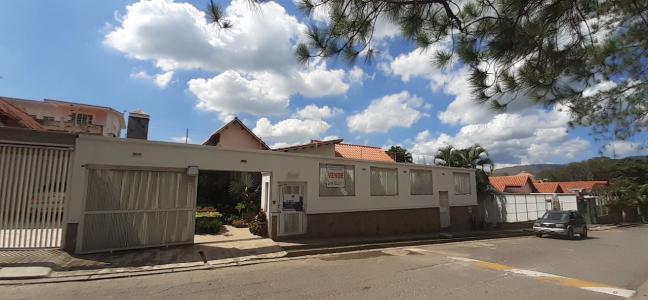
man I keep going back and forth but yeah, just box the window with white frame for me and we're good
[319,164,355,196]
[70,113,93,125]
[453,173,471,195]
[410,169,433,195]
[370,167,398,196]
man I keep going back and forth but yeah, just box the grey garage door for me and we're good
[81,167,197,253]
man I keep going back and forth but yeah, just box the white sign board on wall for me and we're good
[326,165,345,188]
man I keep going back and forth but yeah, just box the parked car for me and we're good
[533,210,588,239]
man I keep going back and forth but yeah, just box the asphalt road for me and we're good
[1,226,646,300]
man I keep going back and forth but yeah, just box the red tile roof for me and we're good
[0,100,45,131]
[556,181,608,192]
[489,173,609,194]
[334,143,395,162]
[274,139,395,162]
[488,174,534,193]
[533,182,565,193]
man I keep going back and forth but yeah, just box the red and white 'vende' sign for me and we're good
[326,165,345,188]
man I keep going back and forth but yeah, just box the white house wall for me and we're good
[66,135,477,250]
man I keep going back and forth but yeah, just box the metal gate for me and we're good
[80,167,197,253]
[0,144,71,248]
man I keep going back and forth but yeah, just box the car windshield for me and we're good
[542,212,569,221]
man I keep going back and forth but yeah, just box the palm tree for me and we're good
[434,145,457,167]
[457,144,494,171]
[434,144,499,196]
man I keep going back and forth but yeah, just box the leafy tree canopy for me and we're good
[292,0,648,141]
[386,145,413,162]
[537,156,648,184]
[434,144,498,196]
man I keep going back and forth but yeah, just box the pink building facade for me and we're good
[1,97,125,137]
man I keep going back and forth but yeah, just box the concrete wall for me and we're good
[449,206,477,232]
[66,135,478,250]
[306,208,440,237]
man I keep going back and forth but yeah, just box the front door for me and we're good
[278,183,306,236]
[439,191,451,229]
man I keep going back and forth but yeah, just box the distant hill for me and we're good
[493,164,564,176]
[492,156,648,183]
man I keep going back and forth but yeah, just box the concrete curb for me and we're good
[284,231,534,257]
[631,278,648,299]
[0,230,534,285]
[589,223,644,231]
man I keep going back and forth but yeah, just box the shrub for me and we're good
[231,218,248,228]
[195,210,223,234]
[248,211,268,237]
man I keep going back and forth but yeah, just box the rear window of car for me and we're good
[542,211,568,221]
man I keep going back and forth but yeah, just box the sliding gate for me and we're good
[0,143,71,248]
[80,167,197,253]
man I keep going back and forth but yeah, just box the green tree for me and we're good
[229,173,259,216]
[292,0,648,141]
[386,145,413,163]
[434,144,498,195]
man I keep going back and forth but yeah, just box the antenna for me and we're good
[185,128,189,144]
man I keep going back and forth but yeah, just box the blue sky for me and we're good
[1,0,645,167]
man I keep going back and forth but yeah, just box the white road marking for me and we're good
[447,256,636,298]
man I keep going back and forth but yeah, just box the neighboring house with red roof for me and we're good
[0,96,125,137]
[0,99,46,131]
[533,182,565,193]
[488,172,537,193]
[555,181,608,193]
[203,117,270,150]
[487,172,611,224]
[274,139,395,163]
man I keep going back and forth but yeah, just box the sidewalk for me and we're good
[0,226,286,283]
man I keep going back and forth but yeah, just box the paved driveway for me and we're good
[0,226,645,300]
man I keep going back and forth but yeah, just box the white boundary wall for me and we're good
[66,135,478,253]
[489,193,578,223]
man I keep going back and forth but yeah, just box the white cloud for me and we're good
[106,0,352,119]
[105,0,304,73]
[347,91,425,133]
[252,117,331,148]
[294,104,343,120]
[188,71,290,121]
[348,66,365,85]
[582,80,617,97]
[380,47,594,165]
[411,105,592,165]
[604,141,646,157]
[154,71,174,88]
[129,70,174,88]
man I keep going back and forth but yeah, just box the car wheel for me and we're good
[581,227,588,239]
[567,227,574,240]
[536,233,543,238]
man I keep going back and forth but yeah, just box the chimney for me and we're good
[126,109,149,140]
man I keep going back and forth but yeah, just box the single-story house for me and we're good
[1,114,480,254]
[486,173,610,224]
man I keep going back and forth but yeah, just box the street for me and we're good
[1,226,647,300]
